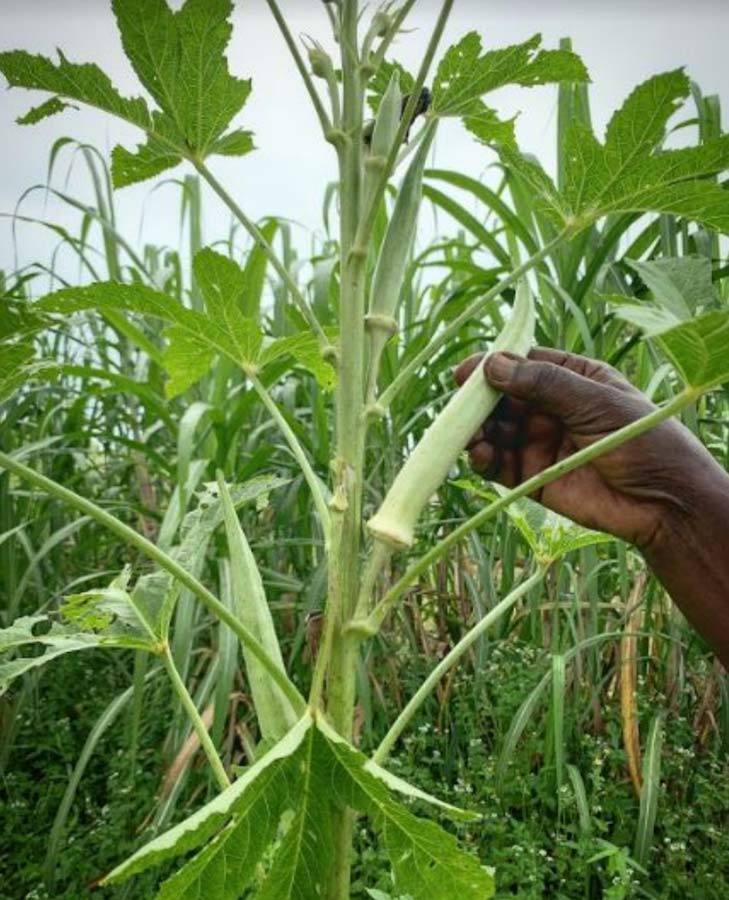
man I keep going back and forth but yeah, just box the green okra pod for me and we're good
[367,280,536,548]
[363,71,402,203]
[368,119,436,324]
[366,120,437,400]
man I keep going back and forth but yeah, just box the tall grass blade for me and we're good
[633,713,664,868]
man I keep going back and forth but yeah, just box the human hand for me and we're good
[454,347,724,551]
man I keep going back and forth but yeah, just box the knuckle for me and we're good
[528,362,564,402]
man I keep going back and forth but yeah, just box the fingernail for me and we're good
[487,352,517,385]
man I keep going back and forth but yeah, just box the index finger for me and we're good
[528,347,633,392]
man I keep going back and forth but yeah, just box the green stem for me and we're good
[193,160,331,352]
[161,645,230,791]
[0,449,307,716]
[322,2,366,897]
[265,0,333,135]
[361,387,699,632]
[249,372,331,547]
[373,566,546,763]
[326,0,365,725]
[353,539,392,621]
[352,0,454,257]
[376,232,567,411]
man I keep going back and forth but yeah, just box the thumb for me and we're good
[484,352,647,434]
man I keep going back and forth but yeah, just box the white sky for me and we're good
[1,0,728,282]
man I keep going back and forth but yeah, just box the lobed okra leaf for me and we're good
[106,713,493,900]
[502,70,729,232]
[0,0,255,188]
[29,247,336,397]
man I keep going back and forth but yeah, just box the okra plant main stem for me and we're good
[319,7,455,894]
[359,387,700,633]
[324,1,367,894]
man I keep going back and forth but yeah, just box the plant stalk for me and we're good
[192,160,331,352]
[161,645,230,791]
[373,566,546,763]
[322,1,367,896]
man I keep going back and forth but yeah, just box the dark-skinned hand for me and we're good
[454,347,729,665]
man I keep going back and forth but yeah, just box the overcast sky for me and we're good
[1,0,728,281]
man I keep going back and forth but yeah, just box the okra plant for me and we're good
[1,1,729,897]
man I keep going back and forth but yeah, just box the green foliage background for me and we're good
[1,1,729,898]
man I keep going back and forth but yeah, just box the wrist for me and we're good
[641,457,729,666]
[643,460,729,565]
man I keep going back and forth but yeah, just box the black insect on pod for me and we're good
[401,86,433,141]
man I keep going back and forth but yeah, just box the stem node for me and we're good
[325,128,348,148]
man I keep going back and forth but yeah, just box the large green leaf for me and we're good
[0,48,151,129]
[106,716,313,889]
[259,331,337,390]
[612,301,729,390]
[0,617,103,696]
[368,34,586,150]
[193,247,263,364]
[624,256,717,318]
[106,714,494,900]
[0,0,254,188]
[111,0,250,150]
[37,281,244,385]
[652,310,729,391]
[432,32,587,117]
[59,566,148,634]
[607,256,729,391]
[433,32,587,150]
[35,248,333,396]
[503,70,729,232]
[319,720,494,900]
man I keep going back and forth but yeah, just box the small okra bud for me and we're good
[371,9,395,38]
[306,39,336,81]
[367,280,536,549]
[365,313,398,336]
[368,120,436,322]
